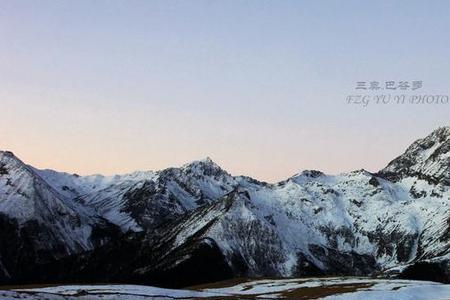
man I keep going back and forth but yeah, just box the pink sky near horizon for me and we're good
[1,103,443,182]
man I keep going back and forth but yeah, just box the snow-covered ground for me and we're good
[2,278,450,299]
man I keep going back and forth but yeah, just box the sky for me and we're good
[1,0,450,182]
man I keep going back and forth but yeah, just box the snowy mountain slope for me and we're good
[0,153,238,284]
[0,126,449,286]
[0,151,121,281]
[34,158,237,231]
[32,174,449,286]
[119,126,450,285]
[380,126,450,185]
[186,172,450,276]
[0,151,120,246]
[131,169,449,283]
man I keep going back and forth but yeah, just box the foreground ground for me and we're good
[1,277,450,299]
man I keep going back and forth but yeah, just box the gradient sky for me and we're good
[1,1,450,182]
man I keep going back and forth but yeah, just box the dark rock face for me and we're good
[0,213,69,283]
[295,253,326,277]
[0,214,32,283]
[18,232,145,285]
[368,176,380,187]
[0,212,122,285]
[22,236,235,288]
[398,261,450,284]
[366,230,419,263]
[123,180,179,229]
[307,245,379,276]
[0,163,8,175]
[132,238,234,288]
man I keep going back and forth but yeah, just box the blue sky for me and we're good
[1,1,449,181]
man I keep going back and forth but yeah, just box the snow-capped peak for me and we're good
[0,150,15,157]
[181,157,230,178]
[0,151,21,169]
[183,156,218,168]
[379,126,450,184]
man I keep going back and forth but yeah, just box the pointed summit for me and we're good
[0,150,29,177]
[182,157,224,174]
[0,150,15,156]
[200,156,214,164]
[0,150,19,164]
[176,157,236,190]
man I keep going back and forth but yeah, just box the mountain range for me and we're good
[1,126,449,287]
